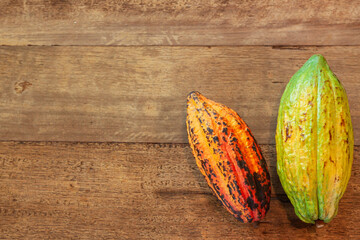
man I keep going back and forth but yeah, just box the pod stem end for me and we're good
[315,220,325,228]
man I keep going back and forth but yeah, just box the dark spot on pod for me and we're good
[233,180,242,196]
[187,119,192,126]
[229,181,236,190]
[244,213,252,222]
[226,161,231,166]
[246,197,258,210]
[252,172,269,208]
[227,184,234,197]
[231,137,238,143]
[203,106,213,118]
[213,136,220,144]
[207,127,214,134]
[246,172,255,189]
[221,164,227,174]
[285,123,292,142]
[235,145,242,155]
[329,130,332,141]
[201,159,209,170]
[195,148,201,155]
[222,136,227,142]
[251,142,264,163]
[245,128,254,137]
[222,127,228,135]
[237,158,246,169]
[259,159,270,180]
[340,118,345,126]
[235,151,251,176]
[252,144,259,155]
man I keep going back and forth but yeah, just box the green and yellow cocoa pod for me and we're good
[276,54,353,225]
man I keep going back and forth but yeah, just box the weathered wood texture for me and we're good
[0,46,359,144]
[0,142,359,239]
[1,0,360,46]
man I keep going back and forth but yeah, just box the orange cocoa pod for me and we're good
[186,91,271,223]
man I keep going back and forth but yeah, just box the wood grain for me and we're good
[1,0,360,46]
[0,46,359,144]
[0,142,359,239]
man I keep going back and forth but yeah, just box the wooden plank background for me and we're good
[0,0,359,239]
[1,142,359,239]
[0,46,359,144]
[1,1,360,46]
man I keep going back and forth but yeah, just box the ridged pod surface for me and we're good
[276,55,353,224]
[186,91,271,223]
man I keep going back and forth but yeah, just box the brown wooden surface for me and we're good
[0,46,359,144]
[1,1,360,239]
[0,141,359,239]
[1,1,360,46]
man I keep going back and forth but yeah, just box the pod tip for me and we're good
[187,91,201,100]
